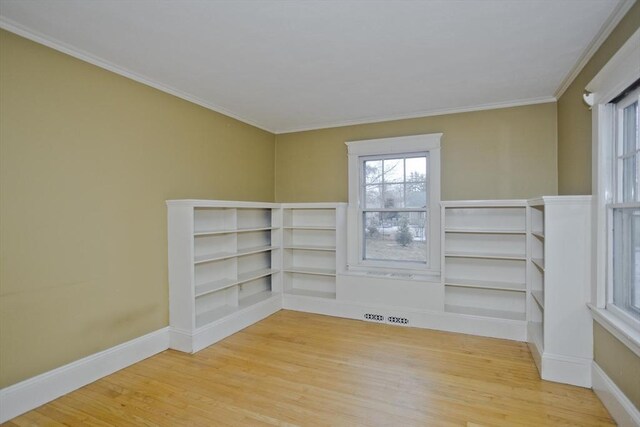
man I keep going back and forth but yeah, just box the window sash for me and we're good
[358,152,430,267]
[609,87,640,325]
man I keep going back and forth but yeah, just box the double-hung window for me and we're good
[610,87,640,324]
[346,134,441,274]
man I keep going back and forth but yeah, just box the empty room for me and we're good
[1,0,639,425]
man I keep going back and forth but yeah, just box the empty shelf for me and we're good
[284,245,336,251]
[238,290,276,309]
[445,251,526,261]
[195,305,237,328]
[285,288,336,299]
[196,291,277,329]
[283,226,336,230]
[194,227,274,236]
[444,278,526,292]
[445,304,526,321]
[531,290,544,309]
[531,258,545,270]
[194,245,277,264]
[445,228,526,235]
[195,278,237,297]
[237,268,276,284]
[283,266,336,276]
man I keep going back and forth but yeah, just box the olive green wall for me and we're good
[594,322,640,410]
[557,1,640,195]
[275,103,558,202]
[0,30,275,388]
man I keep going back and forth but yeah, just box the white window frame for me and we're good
[587,27,640,355]
[345,133,441,275]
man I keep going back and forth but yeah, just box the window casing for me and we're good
[346,134,441,275]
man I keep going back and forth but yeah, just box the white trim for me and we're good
[586,27,640,104]
[345,134,441,274]
[0,17,275,134]
[170,294,282,353]
[277,97,556,134]
[282,293,527,342]
[589,304,640,357]
[554,0,637,99]
[0,327,170,423]
[540,352,592,388]
[592,362,640,427]
[165,199,280,208]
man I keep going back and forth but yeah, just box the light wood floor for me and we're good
[5,310,614,426]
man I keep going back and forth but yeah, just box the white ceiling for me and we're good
[0,0,627,133]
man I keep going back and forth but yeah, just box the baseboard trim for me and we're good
[540,352,592,388]
[592,362,640,427]
[188,295,282,353]
[0,327,170,423]
[283,293,527,341]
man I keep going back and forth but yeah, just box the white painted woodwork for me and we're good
[166,200,282,352]
[441,201,529,327]
[526,196,594,388]
[0,1,622,133]
[281,203,347,300]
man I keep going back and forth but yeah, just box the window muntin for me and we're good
[360,153,428,264]
[610,88,640,323]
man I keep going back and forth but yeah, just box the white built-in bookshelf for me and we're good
[281,203,347,300]
[526,196,593,387]
[166,200,282,352]
[441,200,528,322]
[167,197,592,387]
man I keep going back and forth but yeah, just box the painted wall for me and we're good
[0,30,275,388]
[557,1,640,195]
[594,323,640,410]
[275,103,557,202]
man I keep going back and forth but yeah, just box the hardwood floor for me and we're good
[4,310,614,426]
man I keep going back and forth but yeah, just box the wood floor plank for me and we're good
[3,310,615,426]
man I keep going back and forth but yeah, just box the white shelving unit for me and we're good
[527,196,592,387]
[167,200,282,352]
[441,200,528,323]
[281,203,347,300]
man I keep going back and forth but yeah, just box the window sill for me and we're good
[588,303,640,358]
[342,267,440,284]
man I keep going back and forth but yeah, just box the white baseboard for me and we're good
[592,362,640,427]
[0,327,170,423]
[540,352,592,388]
[283,293,527,341]
[170,294,282,353]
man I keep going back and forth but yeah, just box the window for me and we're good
[346,134,441,274]
[610,88,640,323]
[587,27,639,354]
[362,154,428,263]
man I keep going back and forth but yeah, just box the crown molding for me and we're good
[275,96,556,134]
[554,0,636,99]
[0,17,276,134]
[0,16,557,136]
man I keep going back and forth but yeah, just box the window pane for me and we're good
[405,181,427,207]
[613,207,640,320]
[623,101,638,154]
[622,155,637,202]
[383,183,404,208]
[363,211,427,263]
[406,156,427,181]
[364,184,382,208]
[364,160,383,184]
[383,158,404,183]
